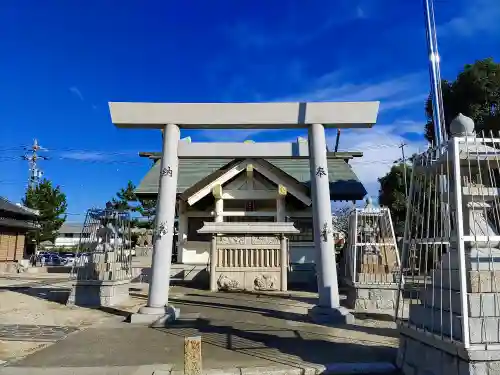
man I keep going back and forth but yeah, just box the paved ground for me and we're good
[0,274,121,364]
[0,276,401,374]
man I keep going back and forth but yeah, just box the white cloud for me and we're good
[330,122,427,198]
[60,151,106,161]
[69,86,84,101]
[380,94,428,112]
[229,20,337,48]
[397,120,426,135]
[227,3,369,49]
[59,150,138,161]
[196,70,429,142]
[439,0,500,38]
[277,70,428,112]
[356,6,366,19]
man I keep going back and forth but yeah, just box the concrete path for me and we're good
[0,281,400,374]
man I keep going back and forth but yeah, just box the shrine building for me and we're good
[134,136,367,267]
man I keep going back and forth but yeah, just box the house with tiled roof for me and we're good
[0,197,39,264]
[135,137,367,265]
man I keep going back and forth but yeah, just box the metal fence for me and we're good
[346,206,401,285]
[397,132,500,350]
[70,208,133,281]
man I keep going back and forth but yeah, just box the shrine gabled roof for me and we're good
[135,157,366,201]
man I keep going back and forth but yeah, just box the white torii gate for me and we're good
[108,101,379,324]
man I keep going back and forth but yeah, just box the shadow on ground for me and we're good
[156,317,398,370]
[164,293,399,339]
[10,318,398,371]
[0,278,72,304]
[5,281,399,341]
[11,286,71,304]
[2,282,132,320]
[4,283,399,372]
[187,289,319,305]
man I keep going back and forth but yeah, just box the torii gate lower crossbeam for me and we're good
[108,101,379,325]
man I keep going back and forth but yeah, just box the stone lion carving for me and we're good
[217,275,240,291]
[254,274,278,291]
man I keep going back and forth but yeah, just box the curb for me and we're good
[0,362,396,375]
[160,363,397,375]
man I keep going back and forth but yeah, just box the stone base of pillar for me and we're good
[398,326,500,374]
[307,305,355,325]
[66,279,130,308]
[129,304,180,325]
[345,282,405,317]
[129,305,201,328]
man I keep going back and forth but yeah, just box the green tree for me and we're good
[23,179,67,243]
[378,163,412,237]
[110,181,157,228]
[111,180,139,211]
[137,198,156,228]
[425,58,500,143]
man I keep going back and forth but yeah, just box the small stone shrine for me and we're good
[197,221,299,292]
[397,114,500,374]
[67,208,132,307]
[343,198,403,316]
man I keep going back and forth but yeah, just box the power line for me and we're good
[0,140,413,155]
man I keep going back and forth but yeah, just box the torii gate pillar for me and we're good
[138,123,180,317]
[109,101,379,325]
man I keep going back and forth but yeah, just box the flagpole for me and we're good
[423,0,446,147]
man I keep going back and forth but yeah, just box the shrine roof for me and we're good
[135,157,366,201]
[0,197,39,218]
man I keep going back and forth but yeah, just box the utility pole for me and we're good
[334,129,341,152]
[22,139,48,189]
[399,142,408,197]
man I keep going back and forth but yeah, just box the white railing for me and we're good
[397,132,500,350]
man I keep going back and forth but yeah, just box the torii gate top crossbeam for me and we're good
[108,101,379,129]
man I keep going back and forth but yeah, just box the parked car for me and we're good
[39,254,62,266]
[60,252,76,267]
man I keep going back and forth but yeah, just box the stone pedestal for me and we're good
[345,281,402,317]
[307,306,355,325]
[399,248,500,374]
[68,250,132,308]
[66,279,130,307]
[129,305,180,326]
[398,329,500,375]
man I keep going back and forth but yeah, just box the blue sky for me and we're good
[0,0,499,221]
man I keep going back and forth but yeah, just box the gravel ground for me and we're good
[0,276,118,362]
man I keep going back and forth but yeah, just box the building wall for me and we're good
[0,228,26,262]
[54,235,81,247]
